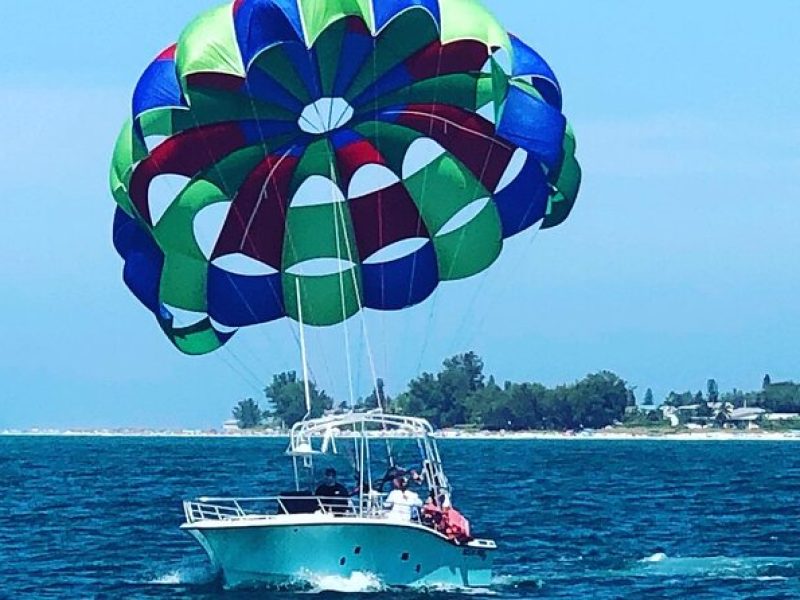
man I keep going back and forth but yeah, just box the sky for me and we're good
[1,1,798,430]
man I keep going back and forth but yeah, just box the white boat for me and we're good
[181,411,496,589]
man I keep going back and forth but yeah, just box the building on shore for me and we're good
[222,419,241,433]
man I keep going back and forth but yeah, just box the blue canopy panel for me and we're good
[331,20,375,97]
[493,156,550,239]
[233,0,305,68]
[207,265,285,327]
[496,86,566,172]
[113,208,165,316]
[238,119,304,145]
[509,35,562,110]
[361,240,438,310]
[351,62,414,109]
[277,41,324,100]
[132,46,186,121]
[372,0,441,32]
[245,66,307,113]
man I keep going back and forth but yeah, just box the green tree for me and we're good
[362,378,389,410]
[664,391,694,407]
[707,379,719,403]
[233,398,264,429]
[763,374,772,390]
[643,388,655,406]
[695,391,713,419]
[570,372,631,429]
[759,381,800,413]
[395,352,487,428]
[464,376,511,430]
[715,402,732,428]
[393,372,444,425]
[443,351,485,393]
[504,382,548,429]
[264,372,333,428]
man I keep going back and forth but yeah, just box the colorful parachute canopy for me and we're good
[111,0,581,355]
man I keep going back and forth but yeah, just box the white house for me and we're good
[222,419,241,433]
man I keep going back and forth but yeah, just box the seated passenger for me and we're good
[421,490,444,528]
[378,465,425,491]
[314,467,349,514]
[384,477,423,521]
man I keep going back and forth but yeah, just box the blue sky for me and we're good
[1,1,798,429]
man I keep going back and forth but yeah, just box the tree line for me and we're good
[232,353,800,431]
[659,374,800,413]
[232,351,635,431]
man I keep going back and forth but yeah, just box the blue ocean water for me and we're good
[1,437,799,599]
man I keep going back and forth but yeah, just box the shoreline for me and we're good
[3,429,800,441]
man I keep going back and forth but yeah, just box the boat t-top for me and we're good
[181,410,496,589]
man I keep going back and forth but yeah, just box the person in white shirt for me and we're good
[384,477,422,521]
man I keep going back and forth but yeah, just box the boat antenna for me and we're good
[296,278,312,419]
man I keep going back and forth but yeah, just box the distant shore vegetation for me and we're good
[231,353,800,433]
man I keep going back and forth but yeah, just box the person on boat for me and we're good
[384,477,423,521]
[378,465,424,491]
[314,468,349,513]
[421,490,444,529]
[350,471,374,496]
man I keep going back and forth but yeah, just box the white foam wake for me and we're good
[148,565,216,586]
[301,571,385,593]
[641,552,669,563]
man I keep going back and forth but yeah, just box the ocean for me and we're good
[1,437,799,599]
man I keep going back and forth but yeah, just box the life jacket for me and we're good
[441,508,472,543]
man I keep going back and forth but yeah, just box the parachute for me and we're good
[110,0,581,355]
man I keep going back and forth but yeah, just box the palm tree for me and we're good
[715,403,733,429]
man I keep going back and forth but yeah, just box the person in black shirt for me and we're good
[314,468,349,514]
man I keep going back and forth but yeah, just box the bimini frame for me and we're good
[286,411,452,516]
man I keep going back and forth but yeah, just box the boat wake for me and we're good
[298,570,386,593]
[146,564,218,586]
[628,553,799,581]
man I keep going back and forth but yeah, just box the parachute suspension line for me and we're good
[440,142,499,356]
[241,87,330,387]
[458,152,551,354]
[295,278,313,419]
[462,225,544,352]
[409,46,446,377]
[240,92,312,357]
[245,47,327,412]
[433,56,510,355]
[365,28,389,392]
[328,158,381,411]
[244,86,336,393]
[184,112,302,388]
[330,161,356,409]
[142,132,273,390]
[166,307,263,394]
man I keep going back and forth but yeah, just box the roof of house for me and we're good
[729,407,766,420]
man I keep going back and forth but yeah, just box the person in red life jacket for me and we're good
[440,506,472,544]
[421,490,444,529]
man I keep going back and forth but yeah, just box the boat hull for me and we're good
[184,516,494,589]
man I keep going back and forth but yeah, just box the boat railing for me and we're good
[183,494,394,525]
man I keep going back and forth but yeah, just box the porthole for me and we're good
[340,557,346,566]
[401,552,410,561]
[354,546,362,555]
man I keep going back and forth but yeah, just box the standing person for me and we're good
[384,477,423,521]
[314,468,349,513]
